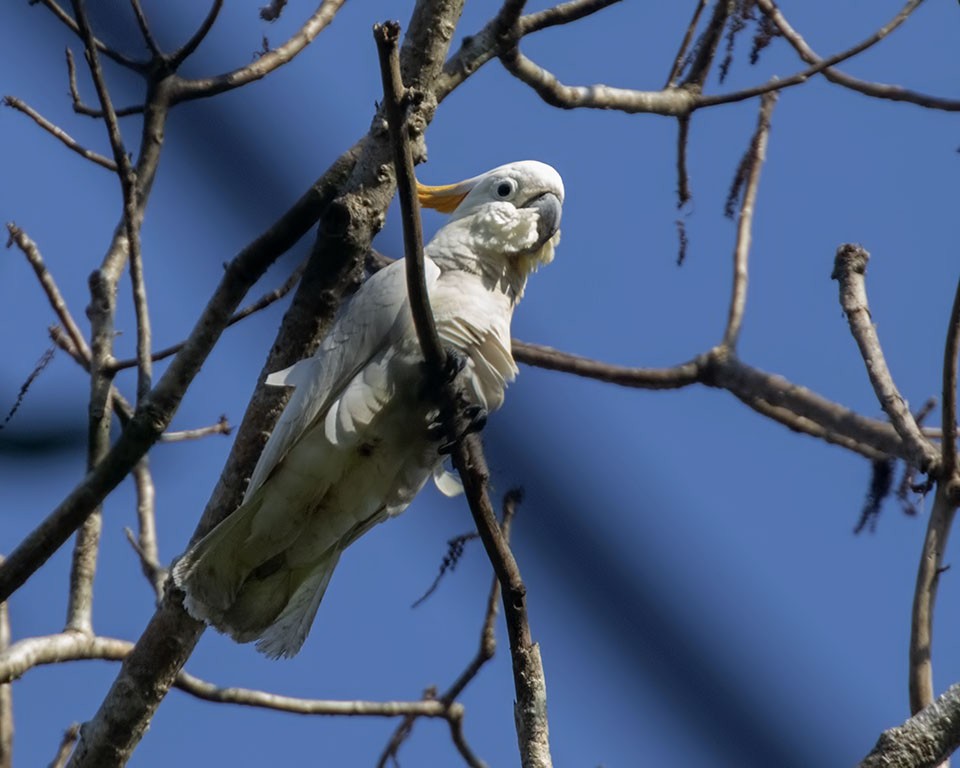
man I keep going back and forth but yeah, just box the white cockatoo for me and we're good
[173,160,564,658]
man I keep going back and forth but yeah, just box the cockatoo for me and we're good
[173,160,564,658]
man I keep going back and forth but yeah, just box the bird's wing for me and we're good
[245,258,440,497]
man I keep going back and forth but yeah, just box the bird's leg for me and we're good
[426,395,488,454]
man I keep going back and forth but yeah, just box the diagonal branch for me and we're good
[171,0,346,103]
[755,0,960,112]
[169,0,224,69]
[0,151,355,605]
[940,278,960,479]
[108,260,307,372]
[721,91,776,350]
[0,568,10,768]
[376,21,552,767]
[832,244,939,474]
[33,0,146,71]
[859,680,960,767]
[2,97,117,171]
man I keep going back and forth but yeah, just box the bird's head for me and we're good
[417,160,564,276]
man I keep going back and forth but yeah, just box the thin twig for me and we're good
[169,0,224,68]
[171,0,346,104]
[7,224,90,358]
[49,724,80,768]
[2,97,117,170]
[129,231,153,403]
[754,0,960,112]
[941,278,960,479]
[665,0,709,87]
[108,260,306,372]
[0,631,462,720]
[129,0,162,58]
[130,459,164,600]
[34,0,145,71]
[722,91,776,350]
[513,339,915,463]
[909,484,958,715]
[65,49,143,119]
[380,491,519,767]
[376,21,552,767]
[70,0,137,185]
[832,244,939,474]
[0,562,11,768]
[375,21,443,372]
[159,416,232,442]
[436,0,620,101]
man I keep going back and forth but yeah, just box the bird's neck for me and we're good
[425,214,555,304]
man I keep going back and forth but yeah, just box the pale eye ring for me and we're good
[495,179,517,199]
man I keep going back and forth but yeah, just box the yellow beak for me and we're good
[416,181,471,214]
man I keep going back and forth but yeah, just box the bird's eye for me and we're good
[495,179,517,199]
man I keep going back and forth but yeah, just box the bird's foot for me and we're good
[431,403,488,454]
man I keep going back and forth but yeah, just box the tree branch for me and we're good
[859,681,960,768]
[0,570,10,768]
[2,97,117,170]
[754,0,960,112]
[33,0,145,71]
[832,244,939,474]
[940,278,960,479]
[376,22,551,766]
[0,149,356,606]
[67,2,466,763]
[171,0,346,103]
[6,224,91,359]
[159,416,232,443]
[909,484,957,715]
[168,0,223,69]
[108,260,306,372]
[722,91,776,349]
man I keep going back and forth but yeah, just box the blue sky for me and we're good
[2,1,959,765]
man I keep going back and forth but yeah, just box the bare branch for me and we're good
[500,46,696,115]
[33,0,145,71]
[375,22,444,372]
[941,278,960,478]
[108,259,307,372]
[377,22,552,765]
[169,0,224,68]
[7,224,91,358]
[380,491,519,767]
[722,91,776,350]
[910,484,958,715]
[665,0,709,87]
[49,725,80,768]
[0,565,11,768]
[513,340,915,463]
[65,49,143,119]
[755,0,960,112]
[0,149,356,605]
[859,680,960,767]
[436,0,621,101]
[129,0,162,58]
[513,340,702,389]
[832,244,939,473]
[130,459,164,599]
[159,416,232,443]
[0,632,460,719]
[70,0,137,186]
[2,97,117,170]
[172,1,346,103]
